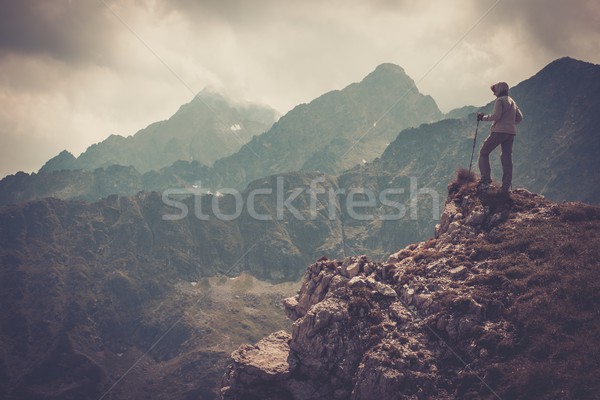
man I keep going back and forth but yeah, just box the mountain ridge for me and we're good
[1,57,599,274]
[3,57,599,207]
[0,62,443,205]
[209,61,442,188]
[39,89,279,174]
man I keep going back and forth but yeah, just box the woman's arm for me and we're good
[483,98,503,122]
[515,106,523,124]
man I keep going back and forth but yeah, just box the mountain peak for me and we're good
[535,56,599,78]
[548,55,592,67]
[36,92,278,176]
[361,62,414,87]
[193,87,234,104]
[39,150,77,174]
[373,62,407,75]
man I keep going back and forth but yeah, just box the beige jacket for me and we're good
[483,95,523,135]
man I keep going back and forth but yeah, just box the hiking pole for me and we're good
[468,119,480,179]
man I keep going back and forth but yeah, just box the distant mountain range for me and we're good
[3,58,599,208]
[0,63,443,204]
[2,57,599,268]
[39,89,279,174]
[2,57,599,272]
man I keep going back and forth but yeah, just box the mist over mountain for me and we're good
[0,63,442,205]
[40,90,279,174]
[318,57,600,259]
[443,105,479,120]
[1,57,599,265]
[2,58,599,208]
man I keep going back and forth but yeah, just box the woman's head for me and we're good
[491,82,509,97]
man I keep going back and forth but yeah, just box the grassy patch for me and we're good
[467,209,600,399]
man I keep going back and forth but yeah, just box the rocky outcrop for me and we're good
[220,173,600,399]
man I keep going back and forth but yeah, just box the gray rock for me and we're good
[466,205,486,226]
[370,279,397,297]
[283,296,300,320]
[348,276,367,288]
[347,262,361,278]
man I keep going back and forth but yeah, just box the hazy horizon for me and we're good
[1,0,599,178]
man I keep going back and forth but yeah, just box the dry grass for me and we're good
[467,207,600,399]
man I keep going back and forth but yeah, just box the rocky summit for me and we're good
[219,170,600,400]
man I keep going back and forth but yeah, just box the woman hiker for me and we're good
[476,81,524,193]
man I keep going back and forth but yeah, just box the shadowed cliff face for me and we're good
[220,172,600,400]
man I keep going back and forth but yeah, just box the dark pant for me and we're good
[478,132,514,190]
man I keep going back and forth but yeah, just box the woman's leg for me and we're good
[500,135,515,191]
[478,133,502,184]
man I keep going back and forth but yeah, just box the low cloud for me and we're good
[472,0,600,60]
[0,0,120,65]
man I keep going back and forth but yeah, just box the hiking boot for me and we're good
[498,189,511,199]
[477,181,494,192]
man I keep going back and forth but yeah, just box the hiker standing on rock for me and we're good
[476,82,523,193]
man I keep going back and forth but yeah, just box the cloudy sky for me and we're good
[1,0,599,178]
